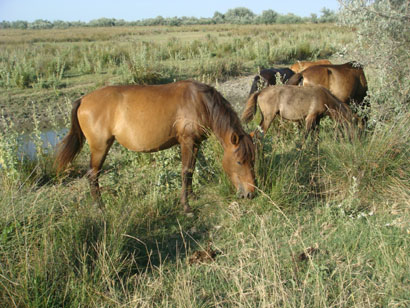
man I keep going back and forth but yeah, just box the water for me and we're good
[18,128,68,160]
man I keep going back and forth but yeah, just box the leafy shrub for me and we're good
[338,0,410,120]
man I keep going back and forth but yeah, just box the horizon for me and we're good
[0,0,340,23]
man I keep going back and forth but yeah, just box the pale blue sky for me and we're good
[0,0,340,22]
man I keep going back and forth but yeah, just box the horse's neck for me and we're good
[211,126,233,149]
[202,90,242,149]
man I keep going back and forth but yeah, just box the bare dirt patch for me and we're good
[217,75,254,113]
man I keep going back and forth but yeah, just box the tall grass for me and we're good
[0,24,350,89]
[1,95,408,307]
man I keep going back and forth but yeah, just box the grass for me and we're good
[1,23,350,133]
[1,109,408,307]
[0,24,347,89]
[0,24,409,307]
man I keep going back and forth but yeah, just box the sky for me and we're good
[0,0,341,22]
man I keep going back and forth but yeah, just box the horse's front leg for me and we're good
[180,141,199,213]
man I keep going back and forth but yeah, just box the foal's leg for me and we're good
[304,114,320,140]
[88,137,115,208]
[259,112,277,136]
[180,140,199,213]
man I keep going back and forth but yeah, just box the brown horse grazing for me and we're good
[242,85,362,137]
[56,80,256,213]
[287,62,368,111]
[290,59,332,73]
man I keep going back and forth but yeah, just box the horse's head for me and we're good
[222,132,256,199]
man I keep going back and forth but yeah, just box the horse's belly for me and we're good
[280,108,307,121]
[114,121,178,152]
[118,135,178,152]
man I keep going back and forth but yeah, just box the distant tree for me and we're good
[276,13,303,24]
[198,17,213,25]
[12,20,28,29]
[0,21,11,29]
[225,7,256,24]
[212,11,225,24]
[319,7,338,23]
[151,16,165,26]
[70,21,86,27]
[310,13,318,23]
[260,9,278,24]
[167,17,182,26]
[53,20,69,29]
[29,19,53,29]
[88,18,116,27]
[0,6,347,29]
[115,19,127,26]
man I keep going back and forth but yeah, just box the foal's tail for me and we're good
[242,92,260,123]
[248,75,261,97]
[55,98,85,171]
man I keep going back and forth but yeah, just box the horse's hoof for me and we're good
[185,212,194,218]
[189,193,199,200]
[92,201,106,214]
[184,205,194,217]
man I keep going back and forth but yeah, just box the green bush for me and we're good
[339,0,410,120]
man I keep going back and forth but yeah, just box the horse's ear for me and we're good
[230,132,240,145]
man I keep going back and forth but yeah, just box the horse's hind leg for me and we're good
[304,114,321,141]
[258,111,276,137]
[88,137,115,208]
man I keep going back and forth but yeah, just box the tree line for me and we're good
[0,7,337,29]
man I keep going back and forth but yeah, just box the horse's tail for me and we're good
[242,92,260,123]
[55,98,85,171]
[287,72,303,86]
[249,75,260,96]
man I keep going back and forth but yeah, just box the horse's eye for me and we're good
[237,161,242,165]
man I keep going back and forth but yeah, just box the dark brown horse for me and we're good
[56,80,256,213]
[290,59,332,73]
[248,68,295,96]
[242,85,362,137]
[287,62,368,110]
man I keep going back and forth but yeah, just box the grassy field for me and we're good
[0,24,409,307]
[0,23,349,131]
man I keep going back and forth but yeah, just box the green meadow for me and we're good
[0,22,409,307]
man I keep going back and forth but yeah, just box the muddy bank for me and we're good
[1,83,96,133]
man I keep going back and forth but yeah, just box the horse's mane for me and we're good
[193,81,255,162]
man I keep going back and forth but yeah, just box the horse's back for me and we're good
[291,59,332,73]
[298,63,367,104]
[77,82,204,152]
[257,85,329,120]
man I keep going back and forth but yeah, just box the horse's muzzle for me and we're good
[238,187,254,199]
